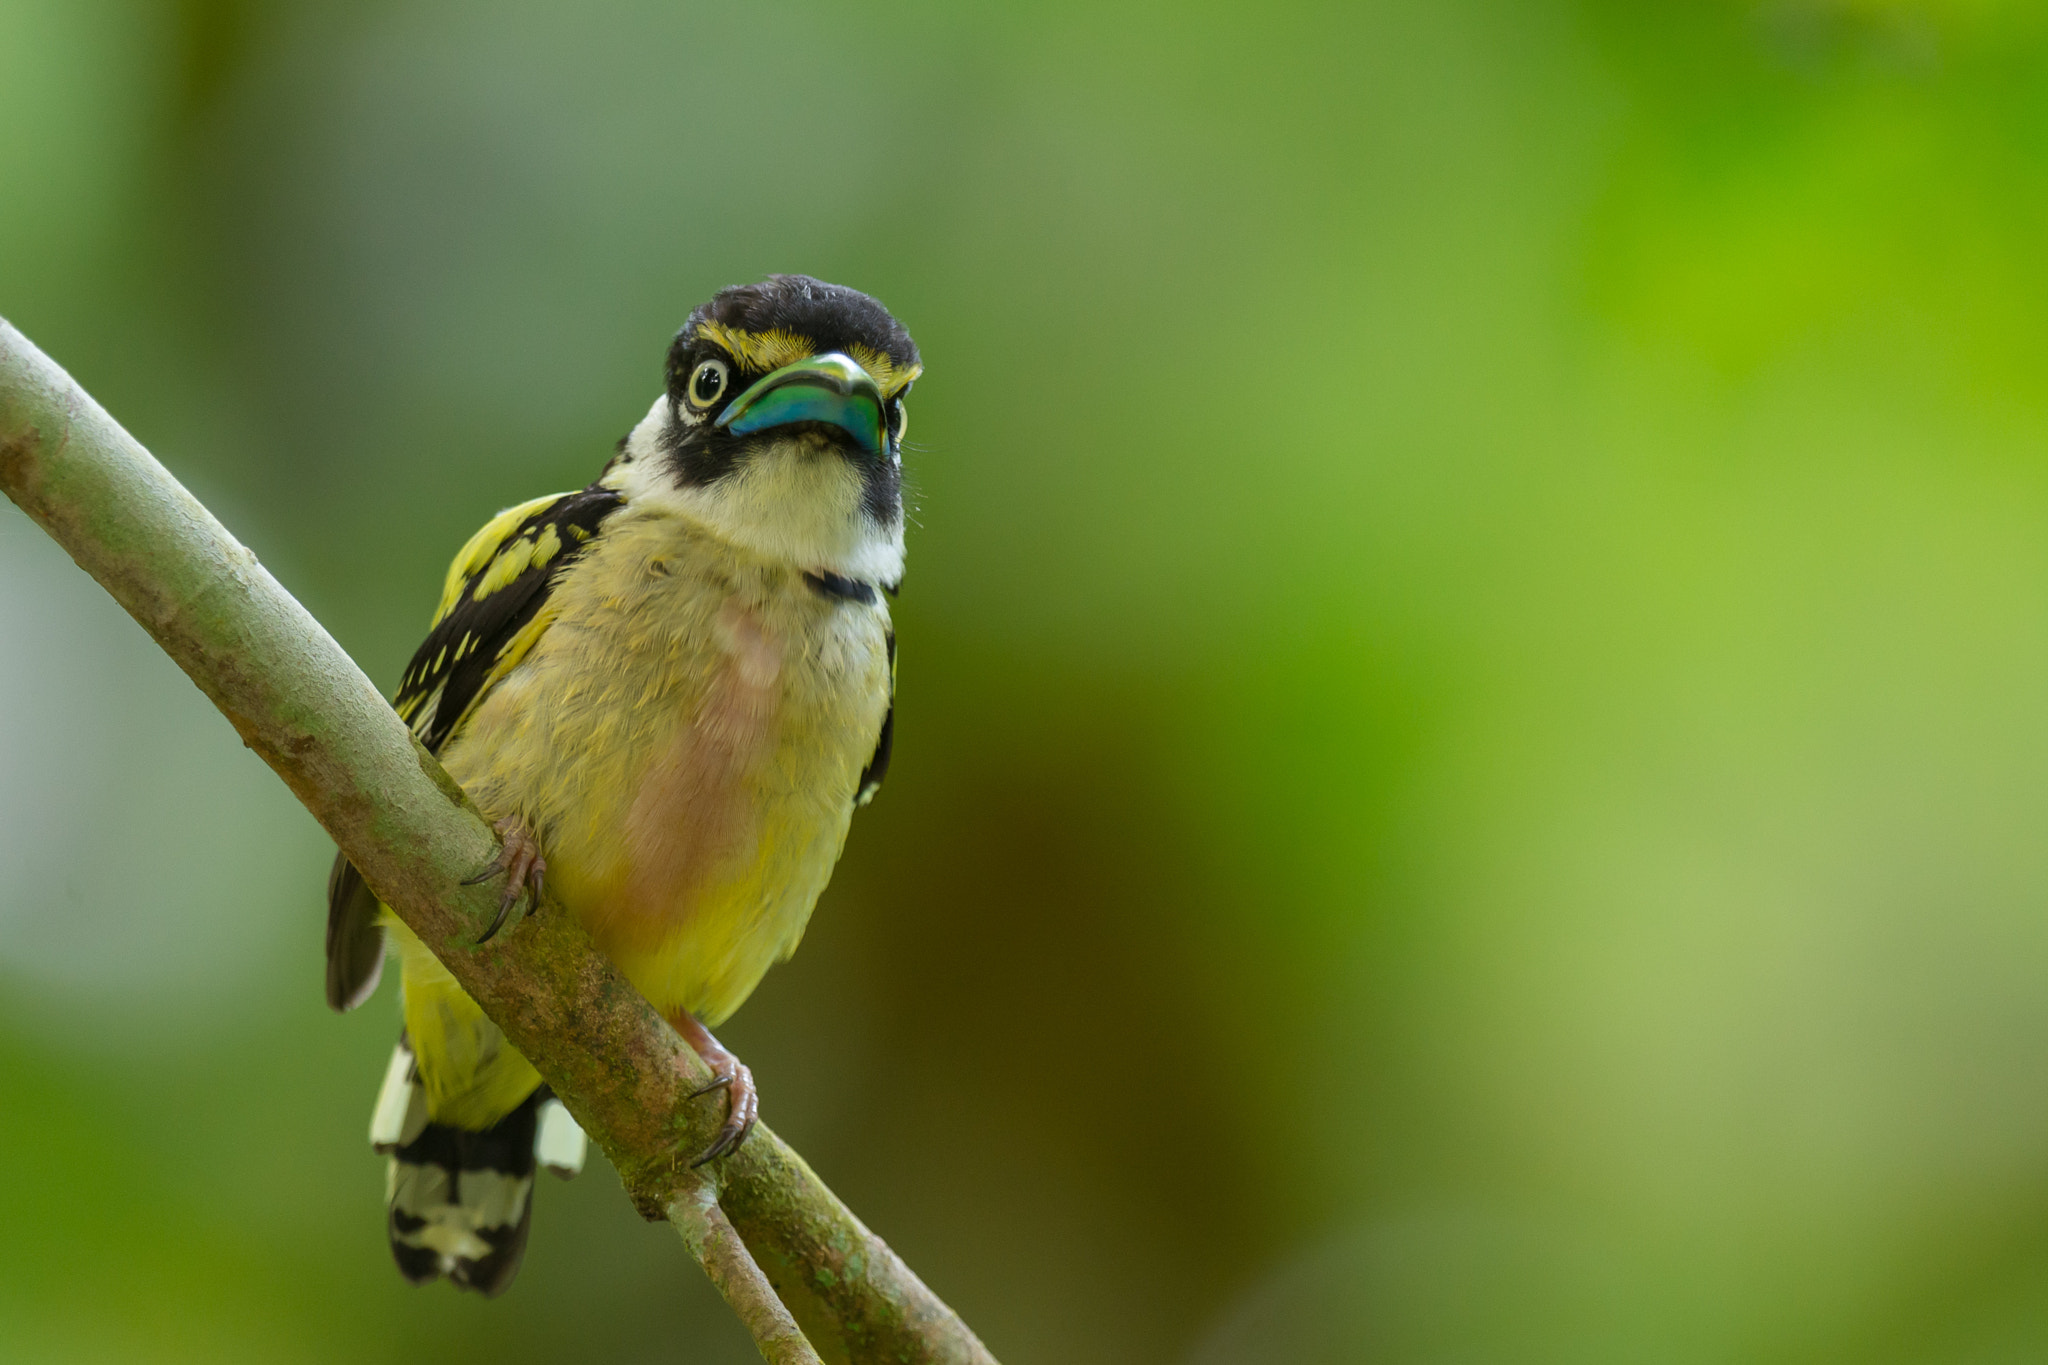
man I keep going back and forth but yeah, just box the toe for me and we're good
[467,817,546,941]
[733,1064,758,1138]
[689,1062,758,1165]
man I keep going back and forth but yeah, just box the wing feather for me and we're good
[395,486,624,754]
[325,483,624,1011]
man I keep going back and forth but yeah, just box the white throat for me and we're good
[604,396,905,584]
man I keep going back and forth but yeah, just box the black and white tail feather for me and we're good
[369,1036,588,1296]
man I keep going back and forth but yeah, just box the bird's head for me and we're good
[606,274,920,587]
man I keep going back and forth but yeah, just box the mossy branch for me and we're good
[0,318,996,1365]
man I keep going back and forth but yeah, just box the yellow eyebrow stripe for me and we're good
[696,323,813,374]
[697,323,922,398]
[853,348,921,398]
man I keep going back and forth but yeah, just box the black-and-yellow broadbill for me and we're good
[325,276,918,1295]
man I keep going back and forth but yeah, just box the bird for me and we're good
[323,274,918,1296]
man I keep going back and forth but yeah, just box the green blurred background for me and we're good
[10,0,2048,1360]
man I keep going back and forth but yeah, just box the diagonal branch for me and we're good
[0,318,997,1365]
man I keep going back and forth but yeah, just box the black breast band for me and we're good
[803,570,879,605]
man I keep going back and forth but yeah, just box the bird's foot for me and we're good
[670,1011,758,1166]
[460,815,546,944]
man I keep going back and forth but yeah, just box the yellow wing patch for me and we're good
[467,521,565,604]
[432,494,565,625]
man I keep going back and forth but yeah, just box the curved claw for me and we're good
[670,1011,759,1166]
[463,816,546,945]
[460,853,509,888]
[474,893,516,945]
[689,1095,758,1167]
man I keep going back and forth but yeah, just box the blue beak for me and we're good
[713,352,885,458]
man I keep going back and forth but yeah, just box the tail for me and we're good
[368,1036,588,1296]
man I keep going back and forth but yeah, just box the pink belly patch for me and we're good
[612,600,783,937]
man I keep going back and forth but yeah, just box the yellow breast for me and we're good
[440,509,891,1025]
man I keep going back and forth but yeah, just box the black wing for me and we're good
[855,629,895,806]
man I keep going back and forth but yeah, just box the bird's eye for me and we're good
[687,358,729,409]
